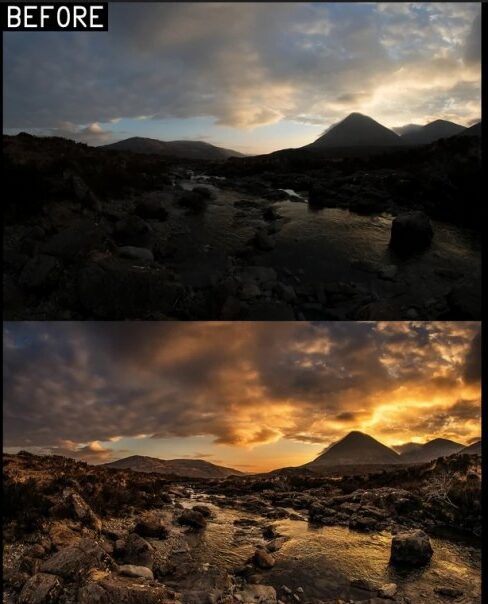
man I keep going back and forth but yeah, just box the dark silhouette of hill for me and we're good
[306,113,401,149]
[456,121,481,137]
[305,431,400,467]
[401,119,466,145]
[102,136,245,160]
[456,440,481,456]
[103,454,243,479]
[400,438,464,463]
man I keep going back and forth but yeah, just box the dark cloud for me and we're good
[2,2,481,138]
[3,322,481,457]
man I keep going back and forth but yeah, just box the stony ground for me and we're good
[3,133,481,321]
[3,452,481,604]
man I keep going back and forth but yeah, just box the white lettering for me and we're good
[57,6,70,28]
[7,6,21,28]
[40,5,54,28]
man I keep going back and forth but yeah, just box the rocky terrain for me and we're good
[4,129,481,321]
[3,448,481,604]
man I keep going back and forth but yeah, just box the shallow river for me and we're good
[162,180,480,310]
[175,496,481,604]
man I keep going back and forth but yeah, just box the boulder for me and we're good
[124,533,154,569]
[134,517,169,539]
[252,230,275,251]
[18,573,62,604]
[78,258,182,319]
[378,583,397,598]
[252,548,275,570]
[192,505,212,518]
[177,509,207,530]
[40,538,108,579]
[117,564,154,580]
[389,211,433,255]
[390,529,433,567]
[49,523,81,550]
[63,489,102,531]
[78,576,172,604]
[117,246,154,262]
[18,255,61,290]
[42,221,104,260]
[177,190,209,213]
[114,215,154,248]
[135,198,169,221]
[237,584,277,603]
[70,174,101,211]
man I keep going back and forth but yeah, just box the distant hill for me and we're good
[305,431,400,468]
[305,113,402,149]
[456,440,481,456]
[103,454,243,479]
[400,438,464,463]
[401,119,466,145]
[392,442,423,455]
[102,137,245,160]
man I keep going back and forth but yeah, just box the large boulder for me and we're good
[177,509,207,530]
[390,529,433,567]
[134,516,170,539]
[40,538,108,579]
[177,190,209,213]
[114,215,154,248]
[389,211,433,255]
[78,257,182,319]
[18,573,62,604]
[63,489,102,532]
[18,255,61,291]
[78,576,172,604]
[69,173,101,211]
[124,533,154,569]
[41,221,105,260]
[134,197,169,221]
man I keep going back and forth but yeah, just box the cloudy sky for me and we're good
[3,2,481,154]
[3,322,481,472]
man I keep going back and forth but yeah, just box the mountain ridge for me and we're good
[103,454,244,479]
[102,136,246,160]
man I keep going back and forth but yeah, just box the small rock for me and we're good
[118,564,154,580]
[378,583,397,598]
[434,587,464,598]
[177,509,207,530]
[117,246,154,262]
[253,548,275,570]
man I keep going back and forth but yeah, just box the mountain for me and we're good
[393,124,423,136]
[104,455,243,479]
[401,119,466,145]
[306,113,402,149]
[455,121,481,137]
[102,137,245,160]
[393,442,423,455]
[456,440,481,456]
[306,431,400,468]
[400,438,464,463]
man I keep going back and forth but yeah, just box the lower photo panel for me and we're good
[3,321,481,604]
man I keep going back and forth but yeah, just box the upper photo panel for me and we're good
[3,2,481,321]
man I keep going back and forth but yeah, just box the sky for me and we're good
[3,2,481,154]
[3,321,481,473]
